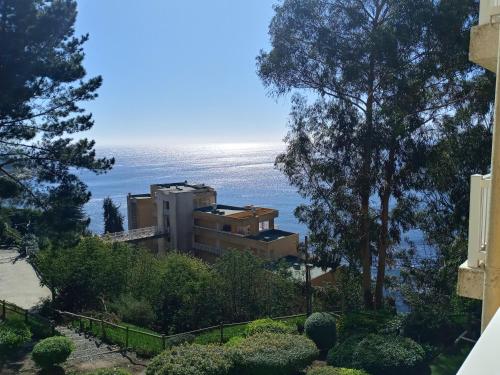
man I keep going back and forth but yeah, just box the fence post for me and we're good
[101,319,105,338]
[89,319,93,335]
[79,318,83,333]
[125,326,129,352]
[162,334,166,350]
[2,300,5,320]
[219,322,224,345]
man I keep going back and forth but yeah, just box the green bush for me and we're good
[245,318,291,336]
[0,319,32,351]
[112,295,156,328]
[32,336,74,368]
[164,333,195,348]
[86,369,132,375]
[304,312,337,350]
[146,344,233,375]
[352,334,426,375]
[336,311,393,341]
[307,367,369,375]
[232,333,318,375]
[327,335,364,368]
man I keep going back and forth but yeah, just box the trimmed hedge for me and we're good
[32,336,74,368]
[336,311,393,342]
[329,334,426,375]
[146,344,233,375]
[352,334,425,375]
[307,367,369,375]
[0,319,32,351]
[304,313,337,350]
[245,318,291,336]
[86,369,132,375]
[232,333,318,375]
[327,335,364,368]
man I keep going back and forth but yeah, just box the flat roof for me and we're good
[246,229,296,242]
[196,204,276,219]
[129,193,151,199]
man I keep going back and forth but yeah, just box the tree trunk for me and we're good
[374,147,395,309]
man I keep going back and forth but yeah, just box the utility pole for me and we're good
[482,22,500,332]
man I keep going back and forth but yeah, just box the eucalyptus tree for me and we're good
[258,0,477,308]
[0,0,113,240]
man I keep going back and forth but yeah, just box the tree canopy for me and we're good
[0,0,113,243]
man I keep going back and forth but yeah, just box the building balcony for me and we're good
[470,0,500,72]
[458,174,491,300]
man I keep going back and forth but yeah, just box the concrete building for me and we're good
[458,1,500,373]
[127,182,299,260]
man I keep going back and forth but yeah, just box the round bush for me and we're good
[86,369,132,375]
[32,336,74,368]
[232,333,319,375]
[327,335,364,368]
[304,313,337,350]
[352,334,426,375]
[245,318,291,336]
[146,344,233,375]
[307,367,369,375]
[0,319,32,351]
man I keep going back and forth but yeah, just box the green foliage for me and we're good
[32,336,74,368]
[111,294,156,328]
[0,319,32,351]
[304,312,337,350]
[103,197,124,234]
[215,250,302,322]
[245,318,291,336]
[327,335,364,369]
[352,334,425,375]
[146,344,233,375]
[225,336,245,347]
[232,333,318,375]
[0,0,113,245]
[307,367,369,375]
[164,333,195,349]
[85,369,132,375]
[336,311,393,342]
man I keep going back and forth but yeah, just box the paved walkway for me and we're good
[0,248,51,309]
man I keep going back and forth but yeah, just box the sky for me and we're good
[74,0,292,146]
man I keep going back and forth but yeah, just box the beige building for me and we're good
[127,182,299,260]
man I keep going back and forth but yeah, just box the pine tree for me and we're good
[103,197,124,234]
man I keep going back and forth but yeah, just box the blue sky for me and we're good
[74,0,292,146]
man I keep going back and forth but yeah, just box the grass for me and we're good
[3,303,54,338]
[429,344,473,375]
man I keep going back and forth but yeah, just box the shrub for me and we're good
[232,333,318,375]
[307,367,369,375]
[86,369,132,375]
[165,333,195,348]
[327,335,364,368]
[245,318,291,336]
[0,319,32,351]
[352,334,426,375]
[32,336,74,368]
[146,344,233,375]
[304,312,337,350]
[112,295,156,328]
[336,311,393,341]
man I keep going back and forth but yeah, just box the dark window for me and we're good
[222,224,231,232]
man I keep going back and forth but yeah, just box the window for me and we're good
[259,221,270,231]
[163,201,170,210]
[222,224,232,232]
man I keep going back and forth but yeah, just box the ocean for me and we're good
[79,142,306,236]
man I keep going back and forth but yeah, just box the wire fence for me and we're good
[0,300,55,338]
[56,310,318,357]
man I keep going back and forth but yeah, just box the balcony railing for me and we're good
[467,174,491,268]
[480,0,500,25]
[103,226,162,242]
[193,242,225,256]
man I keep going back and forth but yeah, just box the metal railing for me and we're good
[468,174,491,268]
[56,310,311,356]
[1,300,55,338]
